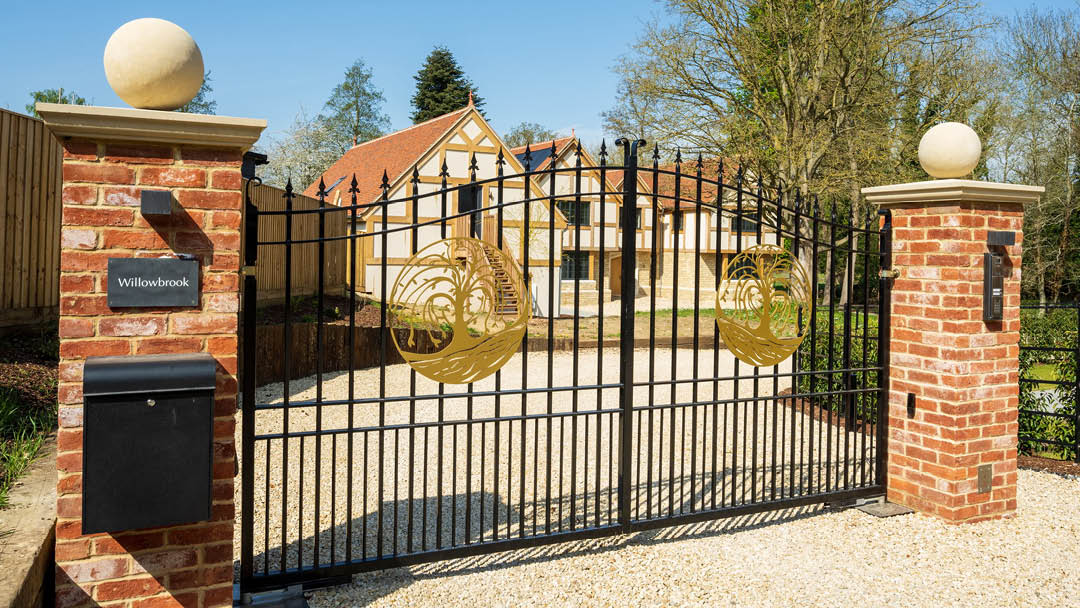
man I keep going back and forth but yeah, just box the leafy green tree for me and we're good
[605,0,987,199]
[502,122,559,149]
[25,88,87,117]
[177,71,217,114]
[259,108,341,190]
[996,6,1080,303]
[410,46,484,123]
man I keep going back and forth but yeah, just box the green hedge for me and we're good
[1018,307,1078,461]
[794,307,881,424]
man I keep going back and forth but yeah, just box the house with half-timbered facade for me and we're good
[305,102,764,316]
[304,103,568,317]
[508,137,651,307]
[608,160,766,304]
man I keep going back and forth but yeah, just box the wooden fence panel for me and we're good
[244,180,348,302]
[0,108,61,329]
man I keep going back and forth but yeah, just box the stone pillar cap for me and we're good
[36,103,266,149]
[862,179,1043,207]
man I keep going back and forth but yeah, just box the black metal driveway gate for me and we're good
[239,140,891,594]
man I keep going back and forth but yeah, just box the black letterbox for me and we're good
[82,353,216,534]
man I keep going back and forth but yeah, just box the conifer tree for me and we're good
[410,46,484,123]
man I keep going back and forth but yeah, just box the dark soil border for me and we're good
[776,387,876,435]
[1018,454,1080,477]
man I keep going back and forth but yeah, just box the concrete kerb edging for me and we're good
[0,436,57,608]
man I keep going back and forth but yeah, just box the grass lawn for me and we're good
[528,308,721,341]
[0,327,58,508]
[526,307,879,342]
[1025,362,1063,391]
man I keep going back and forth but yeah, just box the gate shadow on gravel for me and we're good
[250,472,839,604]
[406,504,829,580]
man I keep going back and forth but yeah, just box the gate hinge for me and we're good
[878,268,900,279]
[241,265,257,277]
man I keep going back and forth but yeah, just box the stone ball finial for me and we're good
[918,122,982,179]
[104,18,204,111]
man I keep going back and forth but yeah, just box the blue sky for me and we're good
[1,0,1075,150]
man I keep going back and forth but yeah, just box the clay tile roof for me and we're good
[302,107,470,202]
[607,169,624,188]
[654,159,732,210]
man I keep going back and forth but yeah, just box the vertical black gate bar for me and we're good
[1075,300,1079,463]
[825,205,837,492]
[691,155,703,512]
[876,209,892,486]
[808,198,820,495]
[791,189,802,499]
[648,145,660,520]
[347,176,359,561]
[466,154,478,545]
[860,208,872,486]
[771,187,782,501]
[712,161,723,509]
[519,147,531,539]
[408,168,420,552]
[595,142,607,526]
[493,150,504,540]
[669,151,680,517]
[732,167,743,506]
[751,178,762,504]
[436,161,448,548]
[282,180,295,570]
[546,141,557,536]
[377,171,389,557]
[571,143,583,529]
[240,174,259,591]
[617,137,643,527]
[841,210,854,490]
[314,179,326,567]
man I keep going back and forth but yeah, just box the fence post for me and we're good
[863,177,1042,523]
[616,138,644,527]
[239,173,259,592]
[39,102,265,606]
[876,209,892,489]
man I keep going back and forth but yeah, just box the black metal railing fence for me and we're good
[1019,301,1080,462]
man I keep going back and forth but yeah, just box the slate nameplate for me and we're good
[107,258,200,307]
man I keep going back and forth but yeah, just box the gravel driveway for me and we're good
[235,348,887,588]
[306,468,1079,607]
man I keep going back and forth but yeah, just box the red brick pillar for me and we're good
[862,180,1043,523]
[38,104,265,607]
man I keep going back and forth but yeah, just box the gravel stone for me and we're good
[306,469,1079,607]
[232,349,1078,606]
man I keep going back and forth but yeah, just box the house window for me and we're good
[732,211,758,233]
[556,200,590,226]
[561,251,590,280]
[619,207,642,230]
[458,185,482,237]
[729,253,758,280]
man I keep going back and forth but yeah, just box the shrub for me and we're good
[795,306,881,424]
[1018,307,1078,461]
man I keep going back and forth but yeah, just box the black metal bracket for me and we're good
[987,231,1015,247]
[140,189,172,216]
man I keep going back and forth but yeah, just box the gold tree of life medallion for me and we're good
[715,244,811,367]
[389,237,531,384]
